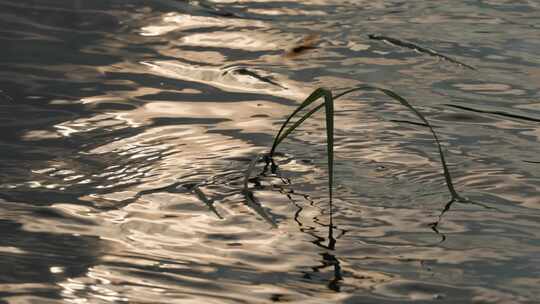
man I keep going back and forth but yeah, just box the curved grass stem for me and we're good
[264,85,471,239]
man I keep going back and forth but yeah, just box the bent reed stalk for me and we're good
[248,85,478,239]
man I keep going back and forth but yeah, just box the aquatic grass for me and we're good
[269,88,335,201]
[268,85,463,200]
[262,85,473,242]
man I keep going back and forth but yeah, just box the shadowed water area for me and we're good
[1,0,540,303]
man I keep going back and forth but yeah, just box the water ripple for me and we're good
[1,0,540,303]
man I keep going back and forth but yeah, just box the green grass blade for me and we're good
[268,88,336,243]
[323,91,336,249]
[270,88,328,156]
[371,87,460,199]
[269,88,334,199]
[323,92,334,202]
[335,85,461,200]
[268,85,475,241]
[271,86,461,201]
[274,102,325,149]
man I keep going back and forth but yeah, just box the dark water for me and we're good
[1,0,540,303]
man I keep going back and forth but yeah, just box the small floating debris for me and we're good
[224,66,286,89]
[368,34,476,70]
[285,33,320,58]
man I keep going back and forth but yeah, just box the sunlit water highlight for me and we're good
[1,0,539,303]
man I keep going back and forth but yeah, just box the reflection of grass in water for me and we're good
[247,85,494,243]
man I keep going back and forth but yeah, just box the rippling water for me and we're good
[1,0,540,303]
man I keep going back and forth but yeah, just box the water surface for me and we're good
[1,0,540,303]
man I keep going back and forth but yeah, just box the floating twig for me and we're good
[368,34,476,70]
[447,104,540,123]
